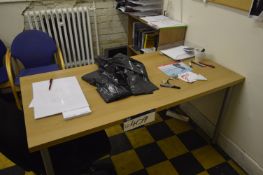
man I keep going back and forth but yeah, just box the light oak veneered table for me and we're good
[20,52,245,175]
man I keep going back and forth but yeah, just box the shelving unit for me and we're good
[208,0,252,11]
[127,14,187,56]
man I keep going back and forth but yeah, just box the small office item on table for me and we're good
[194,48,206,63]
[160,78,181,89]
[158,62,192,77]
[160,46,195,60]
[191,60,215,68]
[191,60,206,67]
[30,76,91,120]
[178,72,207,83]
[199,61,215,68]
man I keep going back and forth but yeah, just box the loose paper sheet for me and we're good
[32,76,89,119]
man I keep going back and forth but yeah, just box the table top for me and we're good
[20,52,245,152]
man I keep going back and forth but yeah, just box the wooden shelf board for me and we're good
[128,45,141,55]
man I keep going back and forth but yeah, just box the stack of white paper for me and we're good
[140,15,186,29]
[160,46,194,60]
[129,0,162,6]
[62,106,91,120]
[30,76,91,120]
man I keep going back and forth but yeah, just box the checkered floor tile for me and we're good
[0,111,247,175]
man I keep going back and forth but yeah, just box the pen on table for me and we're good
[199,61,215,68]
[49,78,53,90]
[191,61,206,67]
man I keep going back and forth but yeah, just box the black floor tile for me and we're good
[177,130,208,150]
[170,152,204,175]
[109,133,132,155]
[158,110,170,120]
[130,169,148,175]
[1,115,245,175]
[0,166,24,175]
[92,157,117,175]
[135,143,166,167]
[208,162,239,175]
[0,92,16,104]
[146,122,173,140]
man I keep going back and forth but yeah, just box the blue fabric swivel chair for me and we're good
[0,40,9,89]
[5,30,65,109]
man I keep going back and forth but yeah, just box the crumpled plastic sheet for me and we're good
[82,53,158,103]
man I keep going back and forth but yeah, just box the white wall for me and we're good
[166,0,263,174]
[0,2,29,46]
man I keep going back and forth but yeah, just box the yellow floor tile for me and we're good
[157,135,188,159]
[165,118,192,134]
[111,150,143,175]
[147,161,179,175]
[197,171,210,175]
[105,125,123,137]
[192,145,225,169]
[125,127,154,148]
[0,153,15,169]
[228,160,247,175]
[25,171,37,175]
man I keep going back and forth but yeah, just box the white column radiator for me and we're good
[25,7,100,68]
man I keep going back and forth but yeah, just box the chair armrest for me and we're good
[56,48,65,70]
[5,49,22,110]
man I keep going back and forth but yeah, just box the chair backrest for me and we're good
[11,30,57,69]
[0,40,7,67]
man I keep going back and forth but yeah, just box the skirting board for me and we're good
[218,133,263,175]
[180,102,263,175]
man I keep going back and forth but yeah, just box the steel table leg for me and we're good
[212,87,233,144]
[40,149,55,175]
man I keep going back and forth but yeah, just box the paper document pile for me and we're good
[158,62,192,77]
[160,46,194,60]
[140,15,186,29]
[116,0,162,16]
[30,76,91,120]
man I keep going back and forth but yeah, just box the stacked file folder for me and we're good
[117,0,163,16]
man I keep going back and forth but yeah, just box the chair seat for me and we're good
[0,66,8,83]
[15,64,59,85]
